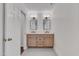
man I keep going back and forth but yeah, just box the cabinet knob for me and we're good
[39,39,41,40]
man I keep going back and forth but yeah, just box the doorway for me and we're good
[1,3,56,56]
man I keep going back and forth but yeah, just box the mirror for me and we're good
[30,17,37,30]
[43,17,51,31]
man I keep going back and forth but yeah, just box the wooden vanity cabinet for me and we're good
[27,34,54,48]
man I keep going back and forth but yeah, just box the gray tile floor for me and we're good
[22,48,57,56]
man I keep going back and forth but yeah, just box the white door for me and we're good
[4,4,21,56]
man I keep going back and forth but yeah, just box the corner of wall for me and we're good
[54,47,62,56]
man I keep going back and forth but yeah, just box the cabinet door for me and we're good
[48,37,53,47]
[36,36,44,47]
[27,35,37,47]
[43,35,54,47]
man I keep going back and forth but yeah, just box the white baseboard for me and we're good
[54,47,62,56]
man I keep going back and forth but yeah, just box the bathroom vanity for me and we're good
[27,34,54,48]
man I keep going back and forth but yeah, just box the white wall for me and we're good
[0,3,3,56]
[54,4,79,56]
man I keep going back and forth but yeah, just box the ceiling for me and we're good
[24,3,54,11]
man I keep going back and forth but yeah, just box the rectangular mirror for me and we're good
[43,17,51,31]
[30,17,37,30]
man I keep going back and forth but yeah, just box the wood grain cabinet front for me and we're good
[27,34,54,48]
[36,37,44,47]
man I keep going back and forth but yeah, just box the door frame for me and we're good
[20,10,26,55]
[2,3,26,56]
[0,3,6,56]
[2,3,6,56]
